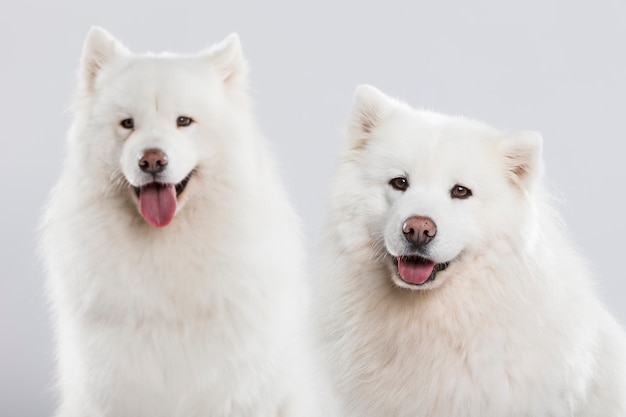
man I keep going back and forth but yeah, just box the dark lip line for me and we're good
[133,170,194,198]
[392,254,431,265]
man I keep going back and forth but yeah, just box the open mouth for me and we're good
[392,255,450,286]
[133,172,192,199]
[132,171,193,228]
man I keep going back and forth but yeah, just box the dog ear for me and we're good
[499,131,544,192]
[348,85,394,150]
[207,33,248,87]
[80,26,129,93]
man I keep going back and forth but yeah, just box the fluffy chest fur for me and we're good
[45,189,296,417]
[321,250,595,417]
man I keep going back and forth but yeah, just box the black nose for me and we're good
[403,216,437,246]
[138,149,168,174]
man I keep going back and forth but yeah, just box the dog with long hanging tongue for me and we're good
[42,27,333,417]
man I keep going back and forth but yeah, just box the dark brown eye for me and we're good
[451,185,472,199]
[177,116,193,127]
[389,177,409,191]
[120,118,134,129]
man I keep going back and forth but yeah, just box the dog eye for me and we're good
[389,177,409,191]
[451,185,472,199]
[176,116,193,127]
[120,118,134,129]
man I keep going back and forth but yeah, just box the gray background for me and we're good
[2,0,625,415]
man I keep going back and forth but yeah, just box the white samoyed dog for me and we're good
[41,27,328,417]
[316,85,626,416]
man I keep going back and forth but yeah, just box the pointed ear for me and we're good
[347,85,395,149]
[80,26,129,93]
[499,131,544,191]
[207,33,248,87]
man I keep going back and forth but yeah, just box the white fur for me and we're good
[41,27,330,417]
[316,85,626,416]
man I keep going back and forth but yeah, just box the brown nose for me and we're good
[403,216,437,246]
[138,149,168,174]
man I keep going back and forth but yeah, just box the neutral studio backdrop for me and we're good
[2,0,625,415]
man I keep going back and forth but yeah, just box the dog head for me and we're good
[72,27,250,228]
[340,85,543,290]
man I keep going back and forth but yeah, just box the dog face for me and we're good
[73,27,249,227]
[341,85,543,290]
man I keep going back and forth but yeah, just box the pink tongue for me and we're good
[139,184,177,228]
[398,258,436,285]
